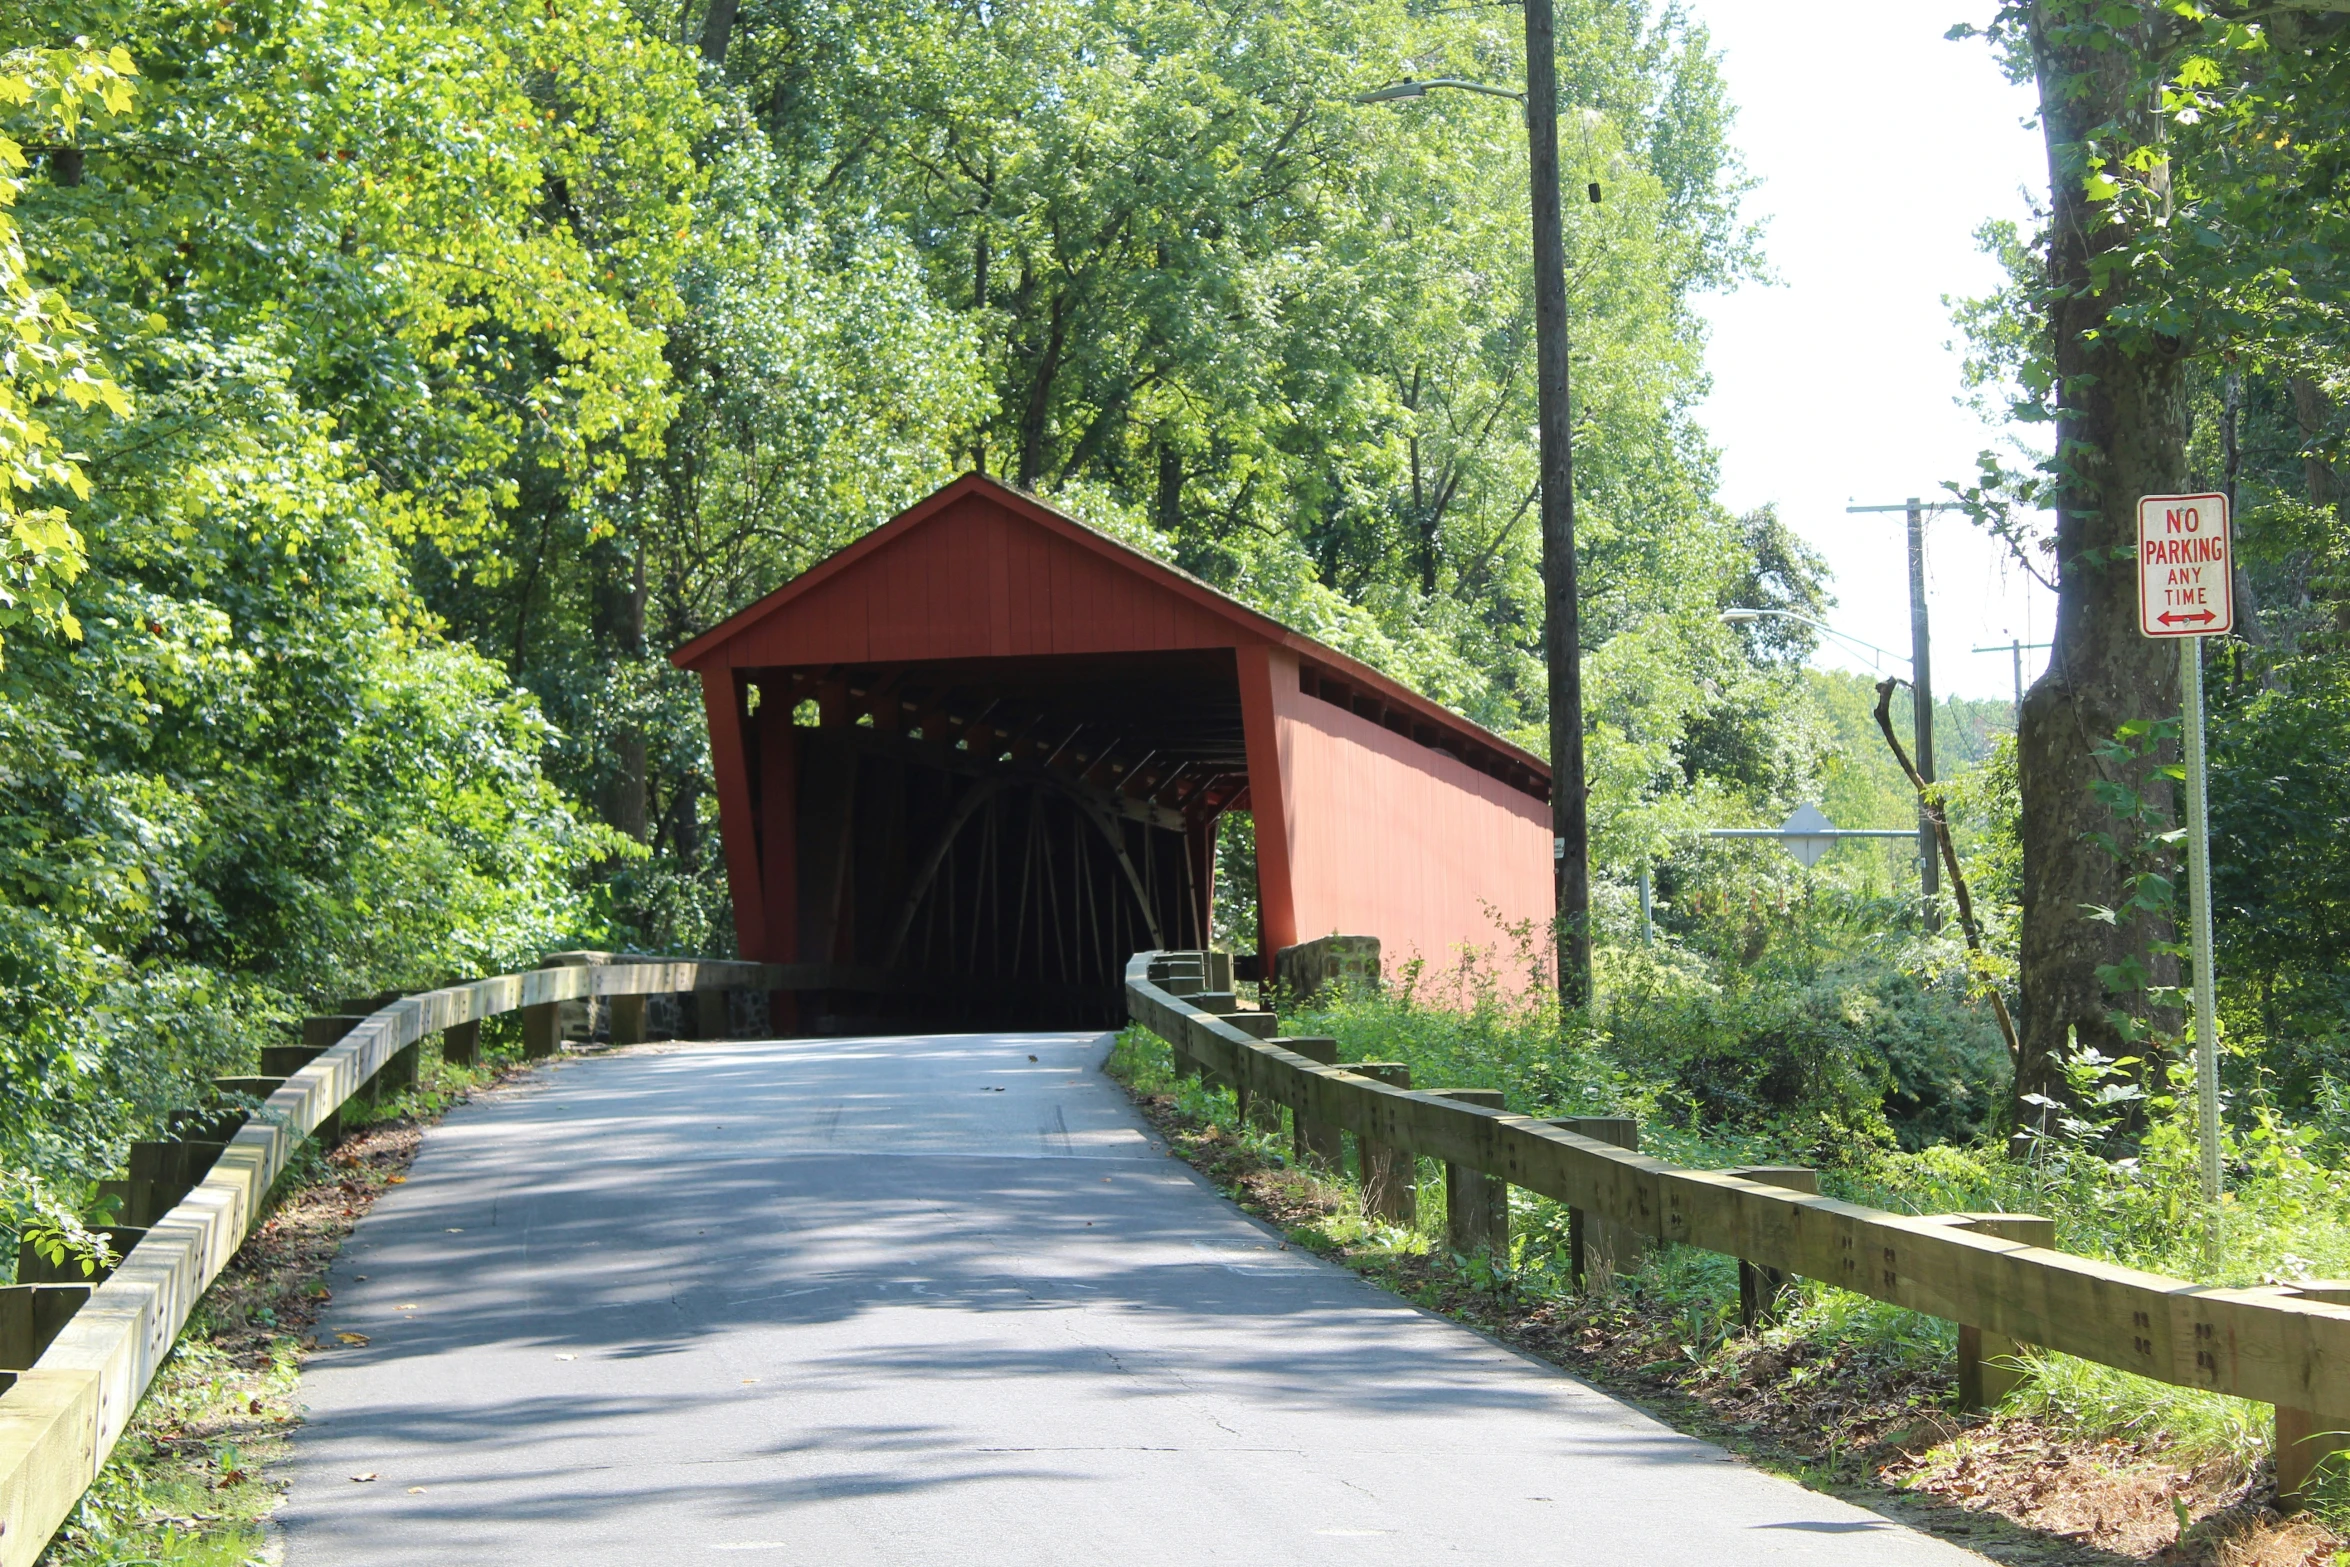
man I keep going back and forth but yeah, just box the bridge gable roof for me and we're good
[668,473,1544,778]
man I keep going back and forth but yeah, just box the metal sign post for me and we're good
[2137,491,2232,1270]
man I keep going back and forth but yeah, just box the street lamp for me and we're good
[1718,606,1913,673]
[1356,18,1598,1008]
[1354,76,1531,109]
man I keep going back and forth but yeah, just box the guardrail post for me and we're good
[1235,1074,1280,1133]
[1725,1166,1816,1327]
[609,993,648,1046]
[329,999,420,1095]
[1924,1213,2056,1411]
[1353,1063,1415,1223]
[1150,952,1207,1083]
[441,1018,480,1068]
[256,1038,339,1141]
[0,1285,91,1385]
[522,1001,561,1059]
[1276,1038,1340,1164]
[694,989,731,1040]
[1435,1090,1508,1258]
[2275,1281,2350,1507]
[1551,1116,1640,1288]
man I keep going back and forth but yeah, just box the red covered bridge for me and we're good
[670,474,1553,1028]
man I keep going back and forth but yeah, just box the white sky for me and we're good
[1680,1,2054,704]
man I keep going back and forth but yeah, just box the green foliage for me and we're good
[2210,654,2350,1102]
[0,0,655,1208]
[1287,924,2009,1162]
[707,0,1765,757]
[1,42,137,662]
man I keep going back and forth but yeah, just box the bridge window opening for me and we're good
[792,698,821,727]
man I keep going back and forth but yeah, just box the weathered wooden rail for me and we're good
[9,944,2343,1558]
[0,953,809,1567]
[1127,949,2350,1504]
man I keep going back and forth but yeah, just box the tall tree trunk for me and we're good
[595,543,651,845]
[697,0,739,64]
[1155,439,1182,536]
[1018,292,1068,490]
[2013,3,2186,1127]
[1411,436,1438,595]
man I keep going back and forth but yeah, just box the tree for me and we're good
[1957,3,2350,1123]
[1957,5,2190,1120]
[0,0,671,1184]
[1,43,135,665]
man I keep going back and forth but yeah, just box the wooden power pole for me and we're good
[1850,497,1948,930]
[1523,0,1591,1007]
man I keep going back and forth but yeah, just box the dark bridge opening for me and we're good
[742,649,1246,1030]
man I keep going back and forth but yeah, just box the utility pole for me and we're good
[1972,638,2051,725]
[1524,0,1590,1007]
[1849,498,1954,929]
[1351,44,1592,1006]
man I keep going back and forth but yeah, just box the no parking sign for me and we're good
[2138,492,2233,638]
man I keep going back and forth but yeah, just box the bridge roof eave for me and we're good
[664,472,1547,785]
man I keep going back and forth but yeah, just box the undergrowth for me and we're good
[1277,969,2350,1398]
[1109,1023,2350,1563]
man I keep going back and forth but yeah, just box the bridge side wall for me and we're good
[1239,645,1552,989]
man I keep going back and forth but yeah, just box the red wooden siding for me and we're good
[674,474,1553,996]
[714,495,1242,668]
[1250,646,1553,978]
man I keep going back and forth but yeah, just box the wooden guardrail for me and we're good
[1127,949,2350,1505]
[0,954,800,1567]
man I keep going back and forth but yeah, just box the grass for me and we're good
[2003,1351,2272,1471]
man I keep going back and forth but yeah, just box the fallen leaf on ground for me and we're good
[554,1353,576,1361]
[407,1487,426,1494]
[335,1332,369,1345]
[350,1472,376,1483]
[385,1175,406,1184]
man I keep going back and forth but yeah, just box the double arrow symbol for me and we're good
[2159,610,2219,626]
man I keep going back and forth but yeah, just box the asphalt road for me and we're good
[278,1030,1986,1565]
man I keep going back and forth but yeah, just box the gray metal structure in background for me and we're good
[1706,804,1918,869]
[1629,807,1918,949]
